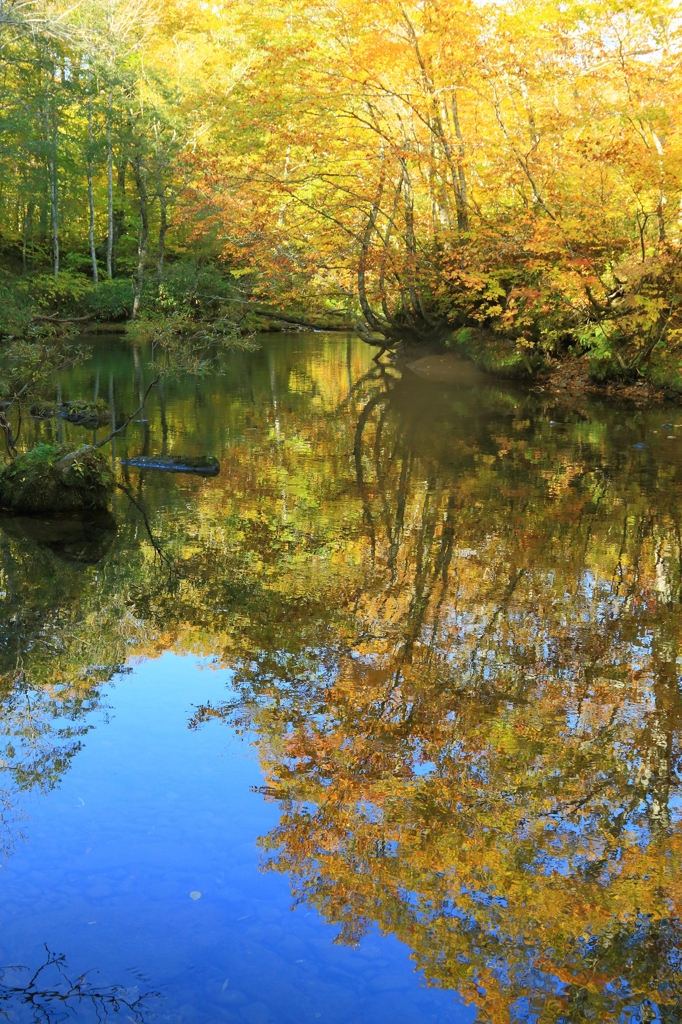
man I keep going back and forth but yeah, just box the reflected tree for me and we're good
[191,368,682,1022]
[6,337,682,1020]
[0,945,156,1022]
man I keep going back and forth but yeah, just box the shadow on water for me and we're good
[0,511,117,565]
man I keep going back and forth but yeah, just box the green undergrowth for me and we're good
[646,354,682,396]
[448,327,543,379]
[0,443,114,514]
[446,325,682,395]
[583,347,682,396]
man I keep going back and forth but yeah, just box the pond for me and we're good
[2,332,682,1023]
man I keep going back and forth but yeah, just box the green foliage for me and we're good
[1,260,246,332]
[60,399,110,426]
[1,271,132,333]
[62,253,97,274]
[0,276,34,338]
[451,325,539,378]
[0,335,86,402]
[142,262,239,316]
[149,264,201,313]
[0,444,114,514]
[83,278,133,321]
[575,322,629,382]
[14,272,90,315]
[645,347,682,395]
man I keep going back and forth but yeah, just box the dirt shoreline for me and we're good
[536,358,680,406]
[400,349,682,407]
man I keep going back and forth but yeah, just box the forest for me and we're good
[3,3,682,1021]
[0,0,681,384]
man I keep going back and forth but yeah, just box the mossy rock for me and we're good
[30,401,59,419]
[59,398,110,427]
[0,444,114,514]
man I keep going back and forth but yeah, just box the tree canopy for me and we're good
[0,0,681,380]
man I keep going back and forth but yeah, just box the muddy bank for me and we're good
[402,350,680,407]
[536,358,679,407]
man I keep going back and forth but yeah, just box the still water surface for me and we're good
[2,333,682,1022]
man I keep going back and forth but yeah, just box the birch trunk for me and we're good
[157,187,167,279]
[132,157,149,319]
[46,74,59,277]
[88,91,98,284]
[106,91,114,278]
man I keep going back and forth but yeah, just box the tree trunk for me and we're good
[45,74,59,278]
[450,90,469,234]
[21,202,30,272]
[132,157,149,319]
[50,155,59,278]
[157,187,168,279]
[106,91,114,278]
[87,91,98,285]
[357,178,390,336]
[39,193,48,243]
[112,162,126,277]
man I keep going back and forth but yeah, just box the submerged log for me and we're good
[120,455,221,476]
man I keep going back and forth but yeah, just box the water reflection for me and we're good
[0,511,117,564]
[0,661,108,858]
[190,355,682,1022]
[3,334,682,1020]
[0,946,156,1022]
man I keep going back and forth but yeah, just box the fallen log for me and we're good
[120,455,221,476]
[33,313,95,323]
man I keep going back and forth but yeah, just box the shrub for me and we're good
[14,271,90,315]
[63,252,97,275]
[0,274,34,337]
[450,326,539,378]
[143,262,238,316]
[83,278,133,321]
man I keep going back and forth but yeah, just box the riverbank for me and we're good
[536,357,678,406]
[443,327,682,407]
[401,349,680,407]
